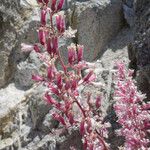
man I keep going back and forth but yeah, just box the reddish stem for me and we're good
[57,50,68,75]
[96,130,108,150]
[72,96,86,118]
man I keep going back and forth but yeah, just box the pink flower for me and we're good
[56,73,63,89]
[86,118,92,134]
[41,9,47,26]
[33,44,41,52]
[71,78,78,90]
[56,15,65,33]
[51,0,57,12]
[95,95,101,109]
[52,113,66,126]
[38,28,46,45]
[51,37,58,54]
[65,80,71,90]
[83,70,96,84]
[48,84,59,96]
[57,0,64,11]
[32,75,44,82]
[77,45,84,62]
[47,66,56,81]
[67,44,77,65]
[47,38,52,55]
[114,62,150,149]
[44,0,49,5]
[45,92,58,105]
[38,0,49,5]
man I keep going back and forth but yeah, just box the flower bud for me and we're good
[47,66,55,80]
[45,92,58,105]
[77,45,84,62]
[56,74,63,89]
[51,37,58,54]
[51,0,57,12]
[57,0,64,11]
[65,80,71,90]
[47,38,52,55]
[33,44,41,52]
[56,15,65,33]
[38,28,46,45]
[38,0,49,5]
[86,118,92,133]
[71,78,77,91]
[83,71,96,83]
[32,75,44,82]
[68,44,77,65]
[41,9,47,26]
[95,95,101,109]
[52,113,66,126]
[49,85,59,96]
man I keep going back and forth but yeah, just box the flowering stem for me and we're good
[72,96,86,118]
[57,49,68,75]
[96,129,108,150]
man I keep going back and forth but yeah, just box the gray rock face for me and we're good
[69,0,124,61]
[0,0,39,88]
[15,51,43,88]
[128,0,150,98]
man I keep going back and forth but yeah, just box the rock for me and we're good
[56,129,83,150]
[128,0,150,98]
[69,0,124,61]
[123,4,134,27]
[0,0,39,88]
[27,85,51,130]
[23,134,56,150]
[0,84,25,133]
[15,51,42,89]
[0,52,14,88]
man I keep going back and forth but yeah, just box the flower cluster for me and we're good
[22,0,109,149]
[114,63,150,150]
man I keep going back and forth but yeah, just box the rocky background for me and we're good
[0,0,149,149]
